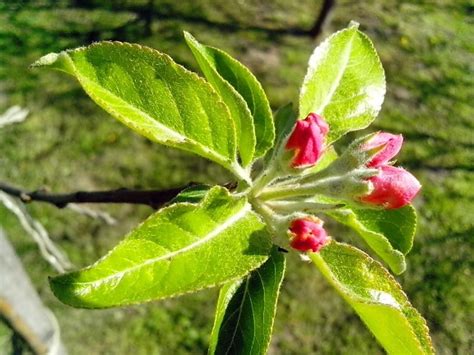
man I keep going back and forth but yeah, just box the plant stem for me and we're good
[230,162,252,186]
[251,164,281,194]
[266,200,343,214]
[257,177,336,201]
[250,199,280,236]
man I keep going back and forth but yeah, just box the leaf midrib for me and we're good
[211,45,273,156]
[74,203,251,287]
[188,39,256,164]
[310,29,357,114]
[68,55,234,166]
[224,277,251,355]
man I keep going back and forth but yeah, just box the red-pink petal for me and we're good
[308,113,329,135]
[361,165,421,209]
[363,132,403,168]
[289,217,329,252]
[285,113,329,167]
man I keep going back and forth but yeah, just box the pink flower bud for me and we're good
[360,165,421,209]
[285,113,329,168]
[289,217,329,252]
[362,132,403,168]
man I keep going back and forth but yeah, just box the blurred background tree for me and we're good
[0,0,472,353]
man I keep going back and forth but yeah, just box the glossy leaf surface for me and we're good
[311,241,433,355]
[209,247,286,355]
[327,205,416,274]
[50,187,272,308]
[185,32,256,166]
[33,42,242,176]
[183,33,274,159]
[300,23,386,143]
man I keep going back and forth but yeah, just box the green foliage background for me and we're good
[0,0,472,353]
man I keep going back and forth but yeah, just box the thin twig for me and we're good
[0,182,191,209]
[0,181,236,209]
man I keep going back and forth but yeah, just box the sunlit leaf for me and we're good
[183,32,274,159]
[311,241,434,354]
[185,32,256,166]
[33,42,248,179]
[327,205,416,274]
[50,187,272,308]
[170,184,211,204]
[300,22,386,143]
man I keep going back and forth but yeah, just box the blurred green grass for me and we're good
[0,0,473,353]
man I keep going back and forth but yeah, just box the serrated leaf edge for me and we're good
[299,26,387,142]
[260,250,286,353]
[182,34,274,158]
[34,41,242,173]
[50,187,271,308]
[204,45,275,159]
[326,209,407,274]
[184,32,257,167]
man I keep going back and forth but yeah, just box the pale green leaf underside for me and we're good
[183,33,274,159]
[300,24,386,143]
[184,32,256,167]
[311,241,433,355]
[209,246,286,355]
[327,205,416,274]
[50,187,272,308]
[33,42,238,172]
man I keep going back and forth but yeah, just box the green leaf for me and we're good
[50,186,272,308]
[299,22,386,143]
[170,184,211,204]
[311,241,434,355]
[273,103,298,149]
[327,205,417,274]
[183,32,274,159]
[263,103,297,165]
[33,42,249,180]
[209,246,286,355]
[184,32,256,167]
[351,205,417,255]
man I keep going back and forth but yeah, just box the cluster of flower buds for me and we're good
[277,113,421,253]
[282,113,331,252]
[288,217,329,252]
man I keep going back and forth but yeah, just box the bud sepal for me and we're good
[303,132,392,181]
